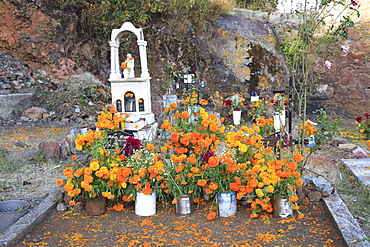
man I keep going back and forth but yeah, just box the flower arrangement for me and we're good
[271,93,289,114]
[224,93,247,114]
[248,99,267,121]
[57,105,129,204]
[355,113,370,140]
[122,143,165,201]
[160,89,225,201]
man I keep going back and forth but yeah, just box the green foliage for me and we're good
[52,0,234,43]
[279,0,360,149]
[236,0,278,11]
[0,149,18,172]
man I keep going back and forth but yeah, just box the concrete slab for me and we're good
[342,159,370,186]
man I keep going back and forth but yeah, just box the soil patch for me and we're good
[15,199,345,246]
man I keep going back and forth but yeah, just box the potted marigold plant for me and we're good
[123,143,165,216]
[57,105,127,215]
[160,89,225,215]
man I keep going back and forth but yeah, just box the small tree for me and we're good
[280,0,360,152]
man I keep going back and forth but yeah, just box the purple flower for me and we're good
[202,151,215,162]
[351,0,359,6]
[124,137,142,156]
[364,113,369,119]
[356,116,363,123]
[225,99,232,106]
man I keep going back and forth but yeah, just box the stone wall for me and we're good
[232,2,370,118]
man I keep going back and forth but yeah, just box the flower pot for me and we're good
[85,196,106,216]
[233,110,241,126]
[175,195,193,216]
[273,111,286,133]
[272,197,292,218]
[217,192,237,217]
[135,191,156,216]
[0,200,30,232]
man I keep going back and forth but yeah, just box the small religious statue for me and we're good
[121,53,135,79]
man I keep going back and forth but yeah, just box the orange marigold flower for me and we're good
[297,213,304,219]
[208,156,220,167]
[289,194,299,202]
[190,167,200,173]
[197,179,208,187]
[172,199,177,204]
[250,213,258,218]
[64,184,74,192]
[69,200,76,206]
[293,153,303,162]
[56,179,63,186]
[181,111,189,119]
[71,155,77,160]
[180,181,188,185]
[146,143,155,151]
[161,120,171,129]
[208,182,218,191]
[207,211,217,220]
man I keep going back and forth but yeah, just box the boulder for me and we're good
[39,139,60,159]
[22,107,47,120]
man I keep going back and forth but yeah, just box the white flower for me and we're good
[324,60,332,69]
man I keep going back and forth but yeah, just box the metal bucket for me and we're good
[175,195,193,216]
[0,200,30,232]
[217,192,237,217]
[272,198,293,218]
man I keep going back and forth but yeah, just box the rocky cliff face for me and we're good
[0,0,367,119]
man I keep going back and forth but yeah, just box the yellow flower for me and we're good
[90,161,100,171]
[256,189,264,197]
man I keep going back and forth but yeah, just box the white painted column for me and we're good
[109,41,121,80]
[137,40,150,79]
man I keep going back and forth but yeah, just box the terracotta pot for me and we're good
[85,196,106,216]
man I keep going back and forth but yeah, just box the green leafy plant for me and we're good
[280,0,360,150]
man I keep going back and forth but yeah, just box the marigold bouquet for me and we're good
[355,113,370,140]
[122,143,166,202]
[270,93,289,114]
[57,105,127,204]
[160,90,225,201]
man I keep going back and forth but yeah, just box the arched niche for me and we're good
[124,91,136,112]
[109,22,150,80]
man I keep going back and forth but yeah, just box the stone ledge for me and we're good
[323,193,369,246]
[0,189,57,247]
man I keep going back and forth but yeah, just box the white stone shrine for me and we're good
[109,22,157,141]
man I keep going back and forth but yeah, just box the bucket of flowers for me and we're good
[224,93,247,125]
[355,113,370,140]
[160,89,226,215]
[57,105,128,215]
[123,142,165,216]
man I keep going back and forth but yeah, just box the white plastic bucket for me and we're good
[217,192,237,217]
[233,111,241,126]
[135,191,156,216]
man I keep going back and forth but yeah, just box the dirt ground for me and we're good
[15,199,345,247]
